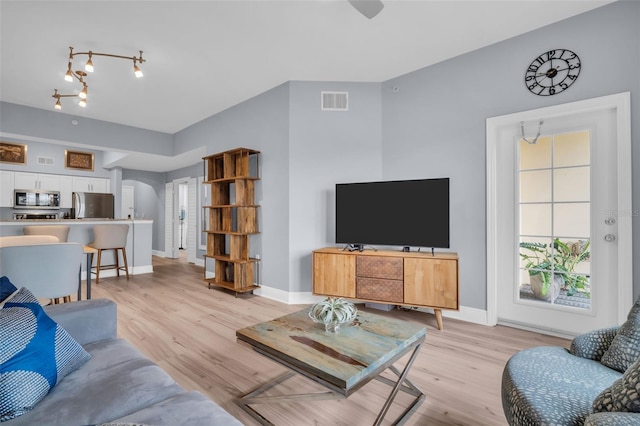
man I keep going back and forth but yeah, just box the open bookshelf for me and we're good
[202,148,260,294]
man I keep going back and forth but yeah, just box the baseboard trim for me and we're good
[254,286,325,305]
[82,265,154,280]
[254,287,491,325]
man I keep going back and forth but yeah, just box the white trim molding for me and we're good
[486,92,633,328]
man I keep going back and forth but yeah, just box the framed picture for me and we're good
[65,150,94,171]
[0,142,27,164]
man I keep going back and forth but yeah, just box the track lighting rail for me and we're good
[52,46,146,110]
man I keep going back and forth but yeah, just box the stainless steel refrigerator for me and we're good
[72,192,114,219]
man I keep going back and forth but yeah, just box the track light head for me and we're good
[133,60,143,78]
[85,52,94,72]
[64,64,73,82]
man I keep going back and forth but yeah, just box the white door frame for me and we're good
[486,92,633,328]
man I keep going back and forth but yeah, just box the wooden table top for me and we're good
[236,307,426,394]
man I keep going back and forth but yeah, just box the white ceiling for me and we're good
[0,0,612,171]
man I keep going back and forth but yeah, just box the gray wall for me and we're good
[173,83,291,291]
[288,81,383,292]
[122,170,166,251]
[0,102,173,155]
[382,0,640,309]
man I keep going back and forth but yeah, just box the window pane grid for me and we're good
[518,131,591,309]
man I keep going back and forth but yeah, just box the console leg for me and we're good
[434,309,443,330]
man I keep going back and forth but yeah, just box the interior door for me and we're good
[488,94,632,336]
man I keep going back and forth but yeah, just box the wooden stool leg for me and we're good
[121,247,130,280]
[115,248,120,277]
[96,249,102,284]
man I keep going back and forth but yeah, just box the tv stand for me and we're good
[313,247,459,330]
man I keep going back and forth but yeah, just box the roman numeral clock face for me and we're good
[525,49,581,96]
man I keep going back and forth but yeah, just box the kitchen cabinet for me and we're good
[59,176,73,208]
[0,171,14,207]
[14,172,60,191]
[72,177,109,193]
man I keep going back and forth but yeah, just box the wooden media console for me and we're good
[312,247,459,330]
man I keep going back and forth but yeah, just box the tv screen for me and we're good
[335,178,450,249]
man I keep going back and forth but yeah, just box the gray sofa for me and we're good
[5,298,242,426]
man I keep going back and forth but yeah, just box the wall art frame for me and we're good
[0,141,27,165]
[65,150,94,171]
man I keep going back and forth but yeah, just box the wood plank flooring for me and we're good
[86,256,569,426]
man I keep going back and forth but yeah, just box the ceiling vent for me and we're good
[37,156,55,166]
[321,91,348,111]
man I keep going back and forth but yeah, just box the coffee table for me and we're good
[236,307,426,425]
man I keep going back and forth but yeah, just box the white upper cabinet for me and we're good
[0,171,15,207]
[14,172,60,191]
[72,176,110,193]
[59,176,73,208]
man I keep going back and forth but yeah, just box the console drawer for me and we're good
[356,277,403,303]
[356,256,403,280]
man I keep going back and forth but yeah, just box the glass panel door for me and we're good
[518,131,591,310]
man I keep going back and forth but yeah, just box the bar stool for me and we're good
[23,225,70,242]
[88,224,130,284]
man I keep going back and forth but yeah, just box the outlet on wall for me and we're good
[255,254,260,260]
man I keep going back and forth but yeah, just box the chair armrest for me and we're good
[43,298,117,346]
[584,412,640,426]
[569,326,620,361]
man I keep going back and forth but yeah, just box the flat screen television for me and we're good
[335,178,450,250]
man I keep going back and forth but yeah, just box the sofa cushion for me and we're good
[601,298,640,372]
[4,337,185,425]
[593,356,640,413]
[0,276,18,302]
[109,391,243,425]
[0,287,91,422]
[502,346,621,425]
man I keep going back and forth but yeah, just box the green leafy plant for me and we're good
[520,238,590,297]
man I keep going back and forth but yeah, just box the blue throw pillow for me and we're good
[0,276,18,302]
[0,287,91,422]
[601,297,640,372]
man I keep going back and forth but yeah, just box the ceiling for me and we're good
[0,0,613,171]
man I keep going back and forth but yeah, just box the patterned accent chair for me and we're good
[502,298,640,425]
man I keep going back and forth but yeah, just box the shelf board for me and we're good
[203,254,260,263]
[203,176,259,184]
[202,148,260,160]
[204,230,260,236]
[204,278,260,293]
[203,204,260,208]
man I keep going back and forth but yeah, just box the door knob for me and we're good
[604,234,616,242]
[605,217,616,225]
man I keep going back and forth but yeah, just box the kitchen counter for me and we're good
[0,219,153,279]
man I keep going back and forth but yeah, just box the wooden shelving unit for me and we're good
[202,148,260,295]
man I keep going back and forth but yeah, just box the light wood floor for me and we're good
[86,256,569,426]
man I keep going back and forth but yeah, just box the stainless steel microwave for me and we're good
[14,189,61,209]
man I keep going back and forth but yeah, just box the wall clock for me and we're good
[524,49,581,96]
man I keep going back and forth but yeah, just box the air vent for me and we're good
[37,156,55,166]
[321,91,348,111]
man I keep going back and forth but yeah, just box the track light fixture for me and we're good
[52,46,146,110]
